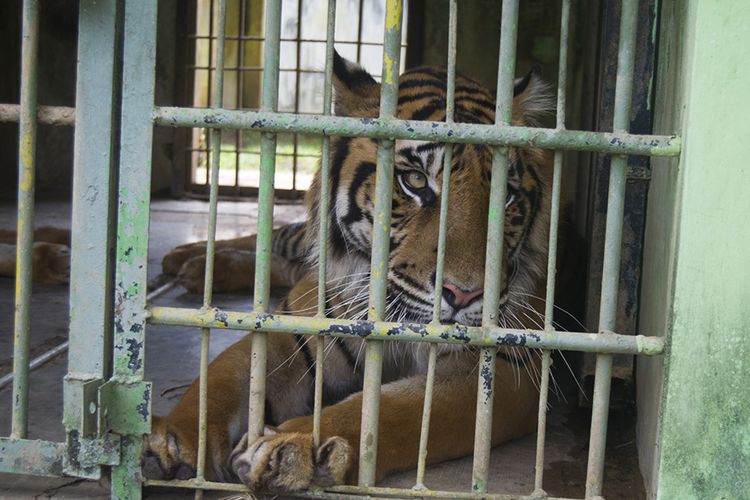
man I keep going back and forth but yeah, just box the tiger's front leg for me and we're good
[230,352,539,492]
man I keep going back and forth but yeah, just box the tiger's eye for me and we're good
[404,171,427,190]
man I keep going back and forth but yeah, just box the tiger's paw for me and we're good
[230,431,351,492]
[177,249,255,293]
[141,417,197,481]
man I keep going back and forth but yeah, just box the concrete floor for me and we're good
[0,199,644,499]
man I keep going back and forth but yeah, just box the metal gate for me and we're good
[1,0,682,498]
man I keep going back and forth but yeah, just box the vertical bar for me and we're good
[313,0,337,449]
[111,1,158,497]
[585,1,639,496]
[359,0,403,487]
[64,0,119,459]
[534,0,569,493]
[11,0,40,440]
[415,0,457,489]
[248,0,282,441]
[234,0,247,193]
[472,0,519,492]
[195,1,227,495]
[291,0,303,191]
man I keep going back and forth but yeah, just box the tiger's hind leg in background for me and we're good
[158,221,308,293]
[0,227,71,284]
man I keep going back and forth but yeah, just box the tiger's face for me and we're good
[306,54,553,328]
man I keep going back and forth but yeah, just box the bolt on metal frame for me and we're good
[0,0,682,498]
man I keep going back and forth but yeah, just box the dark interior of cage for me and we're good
[0,1,657,498]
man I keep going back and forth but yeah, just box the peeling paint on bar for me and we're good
[147,306,665,356]
[154,106,681,157]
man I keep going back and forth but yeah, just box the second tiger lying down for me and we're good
[143,53,555,490]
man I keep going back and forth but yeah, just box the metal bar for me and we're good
[154,106,681,157]
[416,0,457,488]
[233,0,247,194]
[585,1,639,497]
[0,104,75,125]
[313,0,337,449]
[291,0,303,191]
[144,477,577,499]
[63,3,120,473]
[147,306,665,355]
[359,0,403,486]
[534,0,570,493]
[11,0,40,440]
[110,0,158,497]
[248,0,282,442]
[472,0,519,492]
[195,1,227,494]
[0,438,64,477]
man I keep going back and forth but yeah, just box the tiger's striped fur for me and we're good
[143,53,555,491]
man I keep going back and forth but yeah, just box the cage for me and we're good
[0,1,748,499]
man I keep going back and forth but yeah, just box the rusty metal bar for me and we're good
[472,0,519,492]
[312,0,337,449]
[154,106,681,157]
[359,0,403,487]
[585,1,639,496]
[416,0,457,489]
[195,0,228,494]
[147,306,665,356]
[534,0,570,493]
[11,0,40,440]
[247,0,282,443]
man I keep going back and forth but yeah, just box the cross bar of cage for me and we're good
[585,2,639,496]
[10,0,40,441]
[358,0,403,486]
[246,0,282,445]
[154,106,680,157]
[147,306,665,356]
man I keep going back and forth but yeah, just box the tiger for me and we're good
[141,51,556,492]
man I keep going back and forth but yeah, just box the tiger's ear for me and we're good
[333,51,380,117]
[512,65,554,126]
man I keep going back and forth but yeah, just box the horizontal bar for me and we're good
[0,438,64,477]
[155,106,680,156]
[0,103,75,125]
[146,306,664,355]
[143,478,576,499]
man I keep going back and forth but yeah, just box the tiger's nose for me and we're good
[442,283,484,309]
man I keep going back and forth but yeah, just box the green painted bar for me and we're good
[154,106,681,157]
[585,1,638,496]
[63,0,119,480]
[417,0,457,488]
[0,104,75,125]
[359,0,403,486]
[534,0,570,493]
[147,306,664,356]
[111,0,158,497]
[11,0,40,440]
[473,0,519,492]
[248,0,282,443]
[0,438,64,477]
[195,1,227,492]
[313,0,337,449]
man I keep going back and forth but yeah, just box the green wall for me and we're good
[638,1,750,497]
